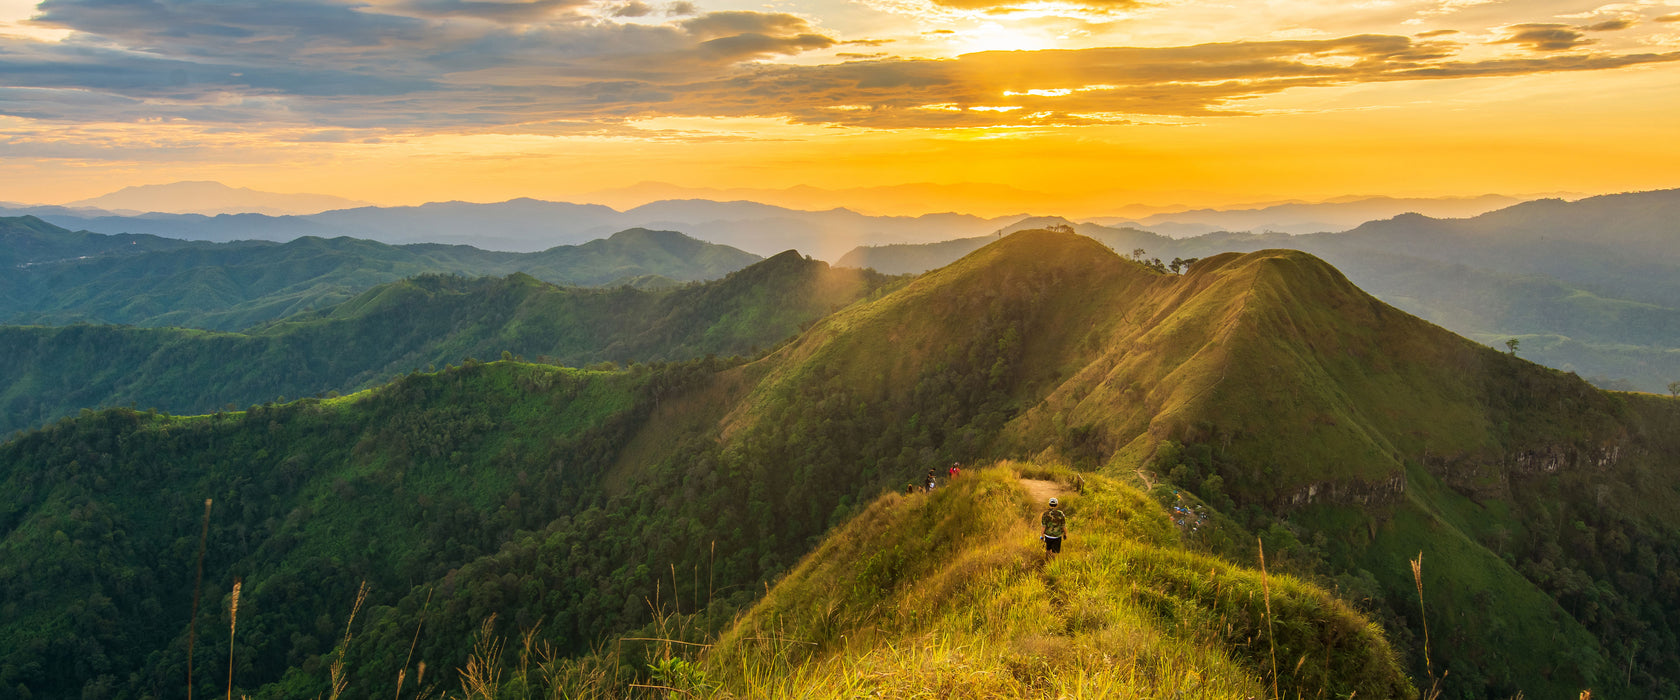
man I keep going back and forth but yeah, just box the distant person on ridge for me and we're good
[948,462,962,480]
[925,469,938,491]
[1041,497,1067,557]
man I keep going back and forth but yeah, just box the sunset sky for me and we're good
[2,0,1678,215]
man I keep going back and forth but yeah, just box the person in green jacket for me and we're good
[1041,497,1067,556]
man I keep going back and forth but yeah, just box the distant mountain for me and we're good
[0,253,895,435]
[2,198,1015,258]
[0,217,762,330]
[588,180,1048,218]
[1091,194,1521,236]
[838,189,1680,393]
[67,181,372,216]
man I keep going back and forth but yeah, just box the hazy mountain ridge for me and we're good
[0,217,762,330]
[66,181,372,217]
[2,199,1015,260]
[3,231,1678,698]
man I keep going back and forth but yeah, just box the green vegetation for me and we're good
[3,228,1679,698]
[0,251,896,435]
[0,216,761,330]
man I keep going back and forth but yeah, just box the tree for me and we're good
[1505,338,1520,355]
[1131,248,1147,261]
[1668,380,1679,398]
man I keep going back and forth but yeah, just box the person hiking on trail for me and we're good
[1041,497,1067,556]
[925,469,938,491]
[948,462,962,480]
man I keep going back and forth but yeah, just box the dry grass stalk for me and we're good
[459,616,505,699]
[228,579,241,700]
[1258,537,1279,700]
[396,587,433,700]
[1410,552,1432,681]
[187,498,213,700]
[328,580,370,700]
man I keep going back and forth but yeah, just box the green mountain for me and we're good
[2,230,1677,699]
[0,251,894,436]
[837,190,1680,393]
[0,216,761,330]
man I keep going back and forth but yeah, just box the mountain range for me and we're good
[2,229,1677,698]
[840,189,1680,394]
[1,199,1011,261]
[0,217,762,330]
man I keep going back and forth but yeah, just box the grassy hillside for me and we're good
[0,252,895,436]
[0,217,761,330]
[696,466,1414,698]
[661,230,1680,697]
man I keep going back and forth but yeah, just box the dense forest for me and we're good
[0,251,899,436]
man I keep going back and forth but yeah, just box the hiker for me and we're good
[1041,497,1067,556]
[948,462,962,480]
[925,469,938,491]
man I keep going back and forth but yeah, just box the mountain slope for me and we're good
[653,230,1680,696]
[0,252,895,435]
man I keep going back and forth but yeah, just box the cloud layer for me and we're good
[2,0,1679,134]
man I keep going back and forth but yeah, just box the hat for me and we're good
[1048,497,1059,507]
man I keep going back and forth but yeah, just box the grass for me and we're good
[690,464,1414,699]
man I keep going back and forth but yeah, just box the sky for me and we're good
[1,0,1678,214]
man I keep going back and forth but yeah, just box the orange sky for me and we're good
[2,0,1677,215]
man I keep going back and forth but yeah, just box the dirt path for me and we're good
[1019,478,1066,505]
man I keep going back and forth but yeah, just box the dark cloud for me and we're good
[3,3,1679,134]
[402,0,589,21]
[1580,19,1634,32]
[664,1,698,15]
[1657,13,1680,22]
[1415,29,1459,38]
[1494,24,1592,52]
[610,1,655,17]
[33,0,429,49]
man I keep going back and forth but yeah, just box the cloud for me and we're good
[4,1,1679,135]
[1580,19,1635,31]
[1658,13,1680,23]
[664,1,698,15]
[1415,29,1459,37]
[925,0,1141,12]
[1494,24,1593,51]
[610,1,655,17]
[400,0,590,21]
